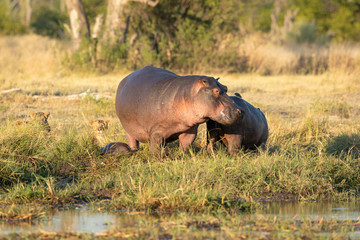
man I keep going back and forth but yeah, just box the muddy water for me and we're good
[0,202,359,234]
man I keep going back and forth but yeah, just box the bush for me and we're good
[288,23,331,45]
[0,1,27,35]
[31,6,68,39]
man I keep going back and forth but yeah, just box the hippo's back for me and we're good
[116,66,178,110]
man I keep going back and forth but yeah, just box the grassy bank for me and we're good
[1,35,360,212]
[0,118,359,211]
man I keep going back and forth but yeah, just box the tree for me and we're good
[25,0,31,26]
[65,0,90,50]
[103,0,159,45]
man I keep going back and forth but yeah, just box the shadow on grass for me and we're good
[326,133,360,158]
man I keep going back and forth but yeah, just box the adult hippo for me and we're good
[207,93,268,154]
[115,66,241,152]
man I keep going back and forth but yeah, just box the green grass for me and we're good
[0,116,359,211]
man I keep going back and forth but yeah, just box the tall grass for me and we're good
[1,115,359,209]
[238,34,360,75]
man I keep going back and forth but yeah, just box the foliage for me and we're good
[31,5,68,39]
[294,0,360,42]
[1,0,360,72]
[0,1,27,35]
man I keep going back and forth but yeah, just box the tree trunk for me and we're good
[65,0,90,51]
[103,0,129,45]
[25,0,31,27]
[104,0,159,45]
[282,9,299,37]
[90,14,104,67]
[270,0,281,38]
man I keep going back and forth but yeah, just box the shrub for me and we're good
[31,6,68,39]
[0,1,27,35]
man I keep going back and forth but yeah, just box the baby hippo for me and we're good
[100,142,134,155]
[207,93,268,154]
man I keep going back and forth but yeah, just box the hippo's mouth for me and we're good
[216,108,241,125]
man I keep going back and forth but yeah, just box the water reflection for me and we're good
[0,201,359,234]
[257,201,360,220]
[0,208,116,234]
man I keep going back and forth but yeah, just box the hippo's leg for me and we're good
[257,140,267,151]
[206,121,221,152]
[207,131,219,153]
[126,132,139,150]
[149,132,165,153]
[178,126,198,151]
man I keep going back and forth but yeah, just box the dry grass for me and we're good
[0,34,62,90]
[0,34,129,95]
[238,34,360,75]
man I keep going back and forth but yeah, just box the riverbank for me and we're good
[1,202,360,239]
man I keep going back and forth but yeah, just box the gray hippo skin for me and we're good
[100,142,133,155]
[115,66,241,153]
[207,93,269,154]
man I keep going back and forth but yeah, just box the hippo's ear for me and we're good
[234,93,242,98]
[221,85,228,93]
[215,78,228,93]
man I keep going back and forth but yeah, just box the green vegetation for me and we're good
[1,111,359,210]
[1,0,360,73]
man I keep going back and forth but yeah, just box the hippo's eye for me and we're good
[201,80,208,86]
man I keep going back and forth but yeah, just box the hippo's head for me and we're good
[192,77,241,125]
